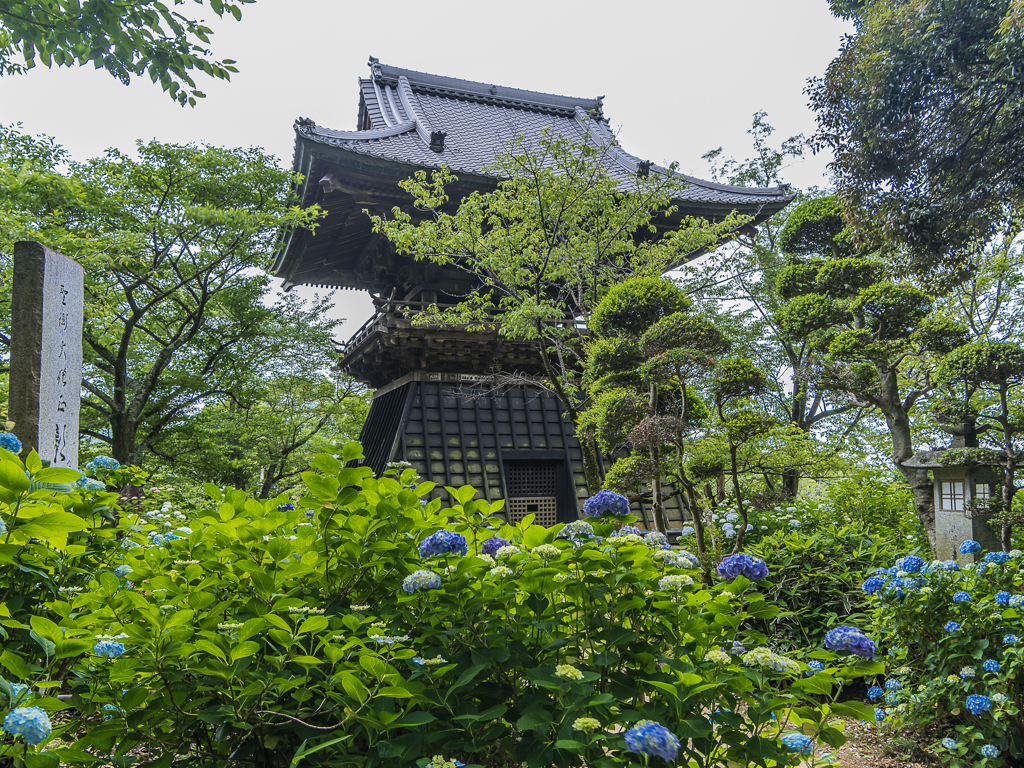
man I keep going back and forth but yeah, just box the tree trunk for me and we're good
[780,468,800,498]
[110,409,140,466]
[881,369,935,551]
[650,445,666,533]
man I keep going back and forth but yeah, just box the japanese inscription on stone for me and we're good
[9,241,84,468]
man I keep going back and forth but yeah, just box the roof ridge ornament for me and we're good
[594,95,605,122]
[368,55,383,82]
[430,131,447,153]
[637,160,652,178]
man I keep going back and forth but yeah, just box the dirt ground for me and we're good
[806,717,938,768]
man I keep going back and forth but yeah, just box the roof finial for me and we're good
[637,160,652,178]
[368,55,382,81]
[429,131,447,153]
[594,95,605,121]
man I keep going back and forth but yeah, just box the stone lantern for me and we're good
[903,424,1003,561]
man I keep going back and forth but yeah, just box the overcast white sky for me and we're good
[0,0,852,336]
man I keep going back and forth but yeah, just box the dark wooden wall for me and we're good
[356,378,689,528]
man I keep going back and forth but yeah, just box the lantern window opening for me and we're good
[940,480,966,511]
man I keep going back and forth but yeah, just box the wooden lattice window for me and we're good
[506,462,558,526]
[507,462,556,496]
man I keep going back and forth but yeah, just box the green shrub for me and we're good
[749,525,903,650]
[0,444,879,768]
[863,545,1024,766]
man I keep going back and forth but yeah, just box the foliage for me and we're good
[371,132,747,493]
[0,0,254,105]
[693,115,872,499]
[0,126,339,467]
[777,197,851,260]
[750,525,905,652]
[0,443,882,768]
[590,278,692,338]
[933,340,1024,544]
[149,371,369,499]
[809,0,1024,270]
[864,544,1024,766]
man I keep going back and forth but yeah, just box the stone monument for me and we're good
[9,241,84,468]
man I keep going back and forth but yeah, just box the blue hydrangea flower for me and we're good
[679,526,695,536]
[74,476,106,491]
[277,503,296,511]
[716,553,769,581]
[885,679,902,691]
[0,432,22,454]
[965,694,991,715]
[0,516,6,536]
[867,685,883,700]
[101,704,121,720]
[862,576,886,595]
[824,625,876,658]
[481,536,510,557]
[620,524,645,537]
[2,706,52,745]
[780,732,814,754]
[563,520,595,543]
[941,737,958,750]
[983,551,1011,565]
[959,540,982,555]
[2,682,29,703]
[996,591,1011,605]
[418,530,467,559]
[981,744,999,758]
[945,621,962,633]
[623,720,680,761]
[806,661,825,676]
[953,591,972,604]
[93,640,125,658]
[895,555,924,573]
[874,707,886,721]
[402,570,441,593]
[943,560,960,570]
[1004,634,1020,645]
[582,489,630,517]
[726,512,740,523]
[92,455,121,471]
[1010,595,1024,608]
[644,531,668,548]
[113,564,132,580]
[983,659,1000,673]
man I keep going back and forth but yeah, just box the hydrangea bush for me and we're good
[863,543,1024,765]
[0,443,879,767]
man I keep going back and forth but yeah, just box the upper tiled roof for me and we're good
[293,57,792,212]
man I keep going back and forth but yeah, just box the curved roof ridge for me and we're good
[295,118,415,142]
[368,60,601,117]
[396,75,438,150]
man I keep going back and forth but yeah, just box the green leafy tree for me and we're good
[934,340,1024,547]
[0,0,254,105]
[774,197,971,549]
[371,133,747,494]
[581,276,725,535]
[154,372,370,498]
[0,127,328,466]
[691,115,869,498]
[810,0,1024,270]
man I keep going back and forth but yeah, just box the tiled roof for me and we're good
[293,58,792,212]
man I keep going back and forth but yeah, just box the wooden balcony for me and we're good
[335,300,586,389]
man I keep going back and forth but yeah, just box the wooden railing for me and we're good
[337,300,588,353]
